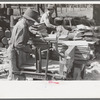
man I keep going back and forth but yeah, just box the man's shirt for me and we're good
[40,11,55,29]
[9,18,33,53]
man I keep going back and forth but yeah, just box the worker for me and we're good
[7,8,40,80]
[40,4,57,34]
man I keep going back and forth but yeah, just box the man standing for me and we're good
[7,8,40,80]
[40,4,57,34]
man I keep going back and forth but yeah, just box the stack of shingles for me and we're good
[0,48,9,77]
[83,31,94,41]
[0,27,4,47]
[73,45,90,80]
[0,28,11,48]
[74,29,91,62]
[74,45,90,64]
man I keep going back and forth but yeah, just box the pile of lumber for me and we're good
[62,41,90,64]
[74,45,90,63]
[67,24,100,42]
[64,16,95,26]
[0,27,11,48]
[0,48,9,78]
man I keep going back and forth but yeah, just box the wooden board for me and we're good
[44,34,68,41]
[59,45,76,75]
[20,71,53,80]
[62,41,88,46]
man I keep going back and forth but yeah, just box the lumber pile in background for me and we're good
[0,27,11,48]
[0,48,9,78]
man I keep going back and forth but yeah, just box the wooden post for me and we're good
[38,48,42,73]
[80,4,82,11]
[59,57,65,75]
[56,33,59,52]
[35,47,42,73]
[35,47,38,72]
[59,46,75,77]
[10,15,14,32]
[72,4,74,11]
[37,4,40,15]
[40,4,45,13]
[18,4,21,15]
[60,4,62,13]
[45,43,49,80]
[55,4,58,17]
[45,4,47,11]
[93,4,100,25]
[66,4,67,12]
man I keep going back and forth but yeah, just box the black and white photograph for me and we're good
[0,1,100,98]
[0,3,100,81]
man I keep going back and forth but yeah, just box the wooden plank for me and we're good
[75,45,90,61]
[37,48,42,73]
[62,41,88,46]
[65,46,75,60]
[45,47,49,80]
[65,46,76,72]
[76,46,89,50]
[74,55,89,60]
[59,45,76,75]
[35,47,38,72]
[75,51,90,54]
[44,34,68,41]
[20,71,53,80]
[20,65,36,71]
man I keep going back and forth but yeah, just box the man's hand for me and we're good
[29,26,37,35]
[36,31,46,42]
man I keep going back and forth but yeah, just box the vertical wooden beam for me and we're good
[38,48,42,73]
[35,47,42,73]
[55,4,58,17]
[18,4,21,15]
[72,4,74,11]
[40,4,45,13]
[35,47,38,72]
[93,4,100,25]
[60,4,62,13]
[59,46,75,77]
[66,4,67,12]
[45,43,50,80]
[37,4,40,15]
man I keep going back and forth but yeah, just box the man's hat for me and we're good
[23,8,39,22]
[47,4,55,10]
